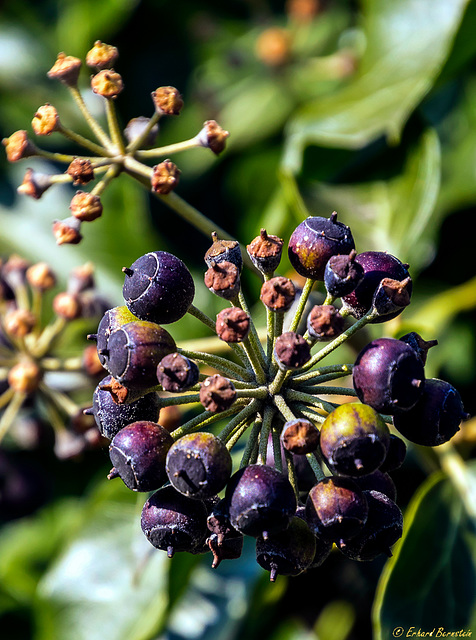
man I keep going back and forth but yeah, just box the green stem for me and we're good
[156,392,201,407]
[0,386,15,410]
[39,382,80,417]
[58,123,111,156]
[135,137,201,159]
[170,401,247,440]
[258,404,274,464]
[178,347,252,381]
[290,364,353,384]
[91,163,122,196]
[284,389,337,414]
[435,442,476,519]
[126,111,161,153]
[218,399,261,442]
[292,402,326,424]
[41,356,83,371]
[306,451,326,481]
[295,385,357,397]
[273,394,296,422]
[271,418,283,473]
[288,278,315,333]
[237,290,267,368]
[240,417,262,468]
[104,98,125,154]
[0,391,26,444]
[283,448,299,501]
[224,417,252,450]
[32,316,66,358]
[68,85,113,150]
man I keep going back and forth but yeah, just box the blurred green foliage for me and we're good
[1,0,476,639]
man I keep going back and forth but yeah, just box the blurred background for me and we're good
[0,1,475,639]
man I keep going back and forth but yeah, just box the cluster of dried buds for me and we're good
[0,256,108,458]
[2,40,229,245]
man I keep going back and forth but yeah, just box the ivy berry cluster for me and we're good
[87,214,467,580]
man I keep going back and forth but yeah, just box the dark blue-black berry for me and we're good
[123,251,195,324]
[324,250,364,298]
[88,305,137,367]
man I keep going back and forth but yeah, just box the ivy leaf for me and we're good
[283,0,470,171]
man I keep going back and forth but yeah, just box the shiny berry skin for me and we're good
[226,464,297,539]
[341,251,412,323]
[204,232,243,272]
[141,485,208,557]
[247,229,283,276]
[108,421,173,491]
[90,375,160,440]
[338,490,403,561]
[324,250,364,298]
[104,320,176,389]
[305,476,369,543]
[166,432,232,500]
[122,251,195,324]
[256,516,317,581]
[90,305,138,367]
[288,213,355,281]
[379,434,407,473]
[319,403,390,477]
[354,470,397,501]
[156,352,199,392]
[294,505,333,569]
[393,378,467,446]
[353,338,425,414]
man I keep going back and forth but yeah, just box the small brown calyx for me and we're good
[26,262,57,291]
[17,169,53,200]
[274,331,311,370]
[280,418,320,455]
[255,27,291,67]
[216,307,250,343]
[86,41,119,70]
[99,377,132,404]
[4,309,37,338]
[204,232,242,271]
[82,344,104,377]
[307,304,345,341]
[52,217,83,245]
[2,130,37,162]
[327,250,357,279]
[90,69,124,99]
[47,52,82,86]
[53,292,82,320]
[70,191,103,221]
[197,120,229,155]
[67,159,95,186]
[156,352,199,392]
[247,229,284,275]
[8,359,42,394]
[260,276,296,312]
[199,374,237,413]
[151,160,181,195]
[67,262,95,294]
[372,276,412,316]
[151,86,184,115]
[124,116,158,147]
[204,261,241,300]
[31,104,61,136]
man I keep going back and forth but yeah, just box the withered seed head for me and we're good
[151,86,184,115]
[53,292,82,320]
[32,104,61,136]
[47,52,82,86]
[26,262,57,291]
[274,331,311,370]
[280,418,320,455]
[151,160,181,194]
[4,309,37,338]
[307,305,345,341]
[3,130,37,162]
[260,276,296,312]
[372,277,412,317]
[70,191,103,221]
[199,374,237,413]
[67,159,95,186]
[86,41,119,70]
[17,169,53,199]
[91,69,124,99]
[196,120,229,155]
[52,217,83,245]
[216,307,250,343]
[247,229,284,275]
[204,261,241,300]
[204,231,243,272]
[8,360,42,394]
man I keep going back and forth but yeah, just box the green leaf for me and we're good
[283,0,470,169]
[373,463,476,639]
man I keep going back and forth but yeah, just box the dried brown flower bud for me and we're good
[204,231,242,271]
[156,353,199,392]
[70,191,102,221]
[286,0,321,22]
[53,292,82,320]
[91,69,124,99]
[197,120,229,155]
[86,41,119,70]
[307,305,345,341]
[216,307,250,343]
[67,262,95,294]
[280,418,320,455]
[47,52,82,86]
[4,309,37,338]
[52,217,82,245]
[2,130,37,162]
[247,229,283,275]
[31,104,61,136]
[255,27,291,67]
[200,374,237,413]
[151,86,184,115]
[67,159,95,185]
[17,169,53,199]
[274,331,311,370]
[124,117,158,147]
[260,276,296,312]
[204,261,241,300]
[8,360,42,393]
[26,262,57,290]
[151,160,181,194]
[372,277,412,317]
[82,344,104,377]
[3,255,31,288]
